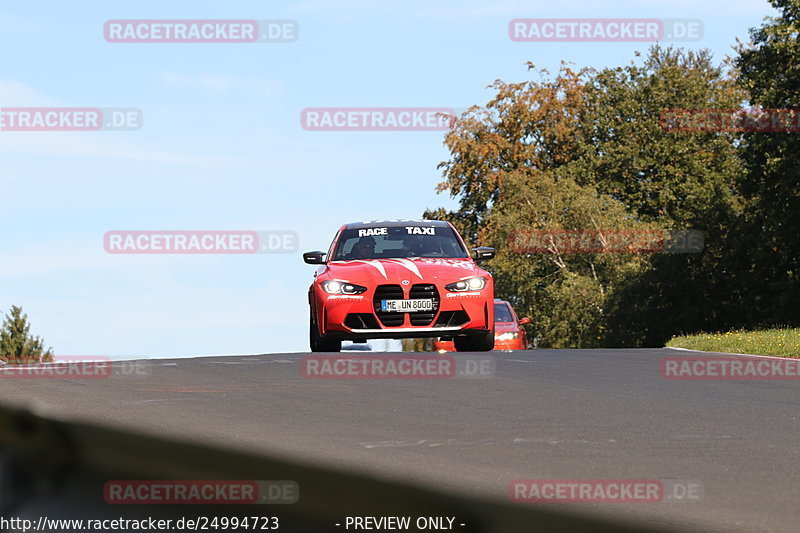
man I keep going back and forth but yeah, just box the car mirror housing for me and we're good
[303,251,326,264]
[472,247,495,262]
[519,317,531,326]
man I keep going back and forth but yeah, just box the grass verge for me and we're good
[666,328,800,358]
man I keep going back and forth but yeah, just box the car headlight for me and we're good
[496,331,519,341]
[321,280,368,294]
[445,276,486,292]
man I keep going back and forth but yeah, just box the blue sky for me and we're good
[0,0,777,358]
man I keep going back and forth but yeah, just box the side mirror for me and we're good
[303,251,326,264]
[519,317,531,326]
[472,247,495,262]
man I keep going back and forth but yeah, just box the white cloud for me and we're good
[0,131,240,166]
[0,80,58,105]
[0,79,246,167]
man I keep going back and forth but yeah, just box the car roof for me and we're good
[343,219,452,230]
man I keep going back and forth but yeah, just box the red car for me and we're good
[434,299,531,351]
[304,220,496,352]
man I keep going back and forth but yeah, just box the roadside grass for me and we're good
[666,328,800,358]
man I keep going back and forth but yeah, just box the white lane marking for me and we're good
[666,347,792,360]
[363,436,730,448]
[202,359,295,364]
[512,437,592,444]
[360,437,615,448]
[673,434,733,440]
[360,439,494,449]
[120,399,197,405]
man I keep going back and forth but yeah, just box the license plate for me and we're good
[381,299,434,312]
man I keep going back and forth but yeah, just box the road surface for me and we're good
[1,348,797,533]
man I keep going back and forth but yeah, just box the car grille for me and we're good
[371,284,441,327]
[373,285,405,327]
[409,284,439,326]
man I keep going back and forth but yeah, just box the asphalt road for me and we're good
[1,348,798,533]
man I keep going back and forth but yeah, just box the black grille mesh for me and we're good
[373,285,405,326]
[371,284,441,327]
[409,284,439,326]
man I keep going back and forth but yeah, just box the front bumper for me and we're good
[312,282,493,340]
[493,338,527,350]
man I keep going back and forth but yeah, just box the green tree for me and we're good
[485,170,654,347]
[425,62,592,247]
[735,0,800,326]
[0,306,54,363]
[582,47,746,345]
[427,47,745,347]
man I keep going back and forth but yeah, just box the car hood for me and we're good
[323,258,484,285]
[495,322,520,333]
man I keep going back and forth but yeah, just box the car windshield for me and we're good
[331,225,468,260]
[494,303,514,323]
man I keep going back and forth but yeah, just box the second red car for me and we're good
[434,299,531,351]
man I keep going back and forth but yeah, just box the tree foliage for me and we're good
[735,0,800,325]
[0,306,54,363]
[426,46,749,347]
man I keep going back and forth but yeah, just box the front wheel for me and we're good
[454,330,495,352]
[309,311,341,352]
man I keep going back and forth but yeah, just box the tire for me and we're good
[454,329,495,352]
[309,311,341,352]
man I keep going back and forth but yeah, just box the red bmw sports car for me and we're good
[303,220,496,352]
